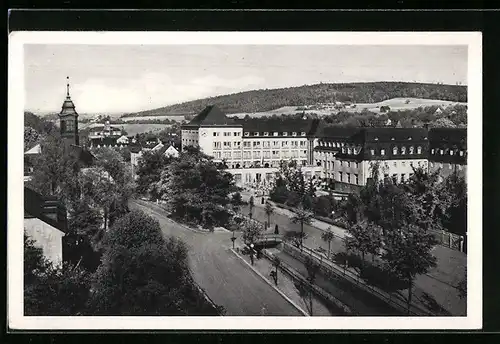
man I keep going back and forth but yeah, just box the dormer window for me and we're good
[393,147,398,155]
[440,149,444,155]
[370,149,375,155]
[342,147,346,154]
[374,137,379,141]
[301,132,306,136]
[391,137,395,141]
[459,150,464,156]
[292,132,297,136]
[450,150,454,156]
[264,132,269,136]
[273,132,278,136]
[244,132,249,136]
[401,146,406,155]
[347,147,352,154]
[253,132,259,136]
[417,146,422,154]
[408,137,412,140]
[431,149,435,154]
[409,146,415,154]
[380,149,385,156]
[283,132,288,136]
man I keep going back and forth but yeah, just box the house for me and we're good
[428,128,467,180]
[24,187,67,267]
[24,144,42,182]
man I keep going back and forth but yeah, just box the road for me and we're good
[241,197,467,316]
[129,200,302,316]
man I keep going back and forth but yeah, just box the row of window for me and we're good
[242,150,308,159]
[431,148,465,156]
[213,131,242,137]
[213,140,307,149]
[244,131,307,137]
[429,162,465,170]
[317,159,428,170]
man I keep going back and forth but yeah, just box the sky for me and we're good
[24,45,467,114]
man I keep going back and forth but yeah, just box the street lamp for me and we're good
[250,243,255,265]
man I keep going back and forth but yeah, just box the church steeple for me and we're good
[59,76,79,151]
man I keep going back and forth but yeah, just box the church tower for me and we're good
[59,76,79,152]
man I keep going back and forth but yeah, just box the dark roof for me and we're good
[88,137,128,147]
[362,128,429,143]
[129,144,142,153]
[24,187,67,233]
[235,118,316,136]
[59,95,78,117]
[70,145,95,167]
[318,126,361,139]
[429,128,467,145]
[184,105,237,127]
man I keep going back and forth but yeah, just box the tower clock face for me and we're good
[201,131,207,137]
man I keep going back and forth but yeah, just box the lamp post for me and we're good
[231,231,236,249]
[250,243,255,265]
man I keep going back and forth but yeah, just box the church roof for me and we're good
[59,77,78,118]
[183,105,238,127]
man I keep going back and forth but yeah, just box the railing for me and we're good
[282,242,433,316]
[261,249,354,315]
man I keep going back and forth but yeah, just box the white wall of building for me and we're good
[24,218,65,267]
[181,129,200,151]
[198,126,243,163]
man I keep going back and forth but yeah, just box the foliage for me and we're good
[344,220,383,267]
[291,205,313,249]
[67,197,103,248]
[283,231,307,249]
[121,82,466,117]
[90,210,221,315]
[24,127,40,151]
[264,202,275,226]
[136,149,175,198]
[320,228,335,258]
[159,148,235,229]
[440,171,467,236]
[24,234,91,316]
[242,219,263,245]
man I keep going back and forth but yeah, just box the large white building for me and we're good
[181,106,323,187]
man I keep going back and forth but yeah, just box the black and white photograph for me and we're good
[8,31,482,330]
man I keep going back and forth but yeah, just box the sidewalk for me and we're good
[239,191,466,316]
[231,246,334,316]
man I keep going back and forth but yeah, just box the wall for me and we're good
[24,218,65,267]
[227,165,322,187]
[428,162,467,181]
[198,126,243,163]
[362,158,429,184]
[242,135,309,168]
[181,128,199,151]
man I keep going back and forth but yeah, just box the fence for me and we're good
[281,242,433,316]
[431,229,465,252]
[261,249,354,315]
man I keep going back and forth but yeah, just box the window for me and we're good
[243,142,251,148]
[291,150,298,158]
[300,141,306,147]
[393,161,397,167]
[244,132,249,136]
[347,147,352,154]
[253,132,259,137]
[342,147,346,154]
[380,149,385,156]
[417,146,422,154]
[263,151,270,158]
[392,174,398,184]
[301,132,306,136]
[431,148,435,154]
[346,173,351,183]
[450,150,454,156]
[283,151,289,158]
[253,141,261,147]
[215,152,222,159]
[233,151,242,159]
[401,146,406,155]
[253,151,261,159]
[354,174,359,185]
[339,172,343,182]
[273,132,279,137]
[282,141,289,147]
[393,146,398,155]
[459,150,464,156]
[273,141,280,148]
[401,174,406,183]
[264,132,269,136]
[223,152,232,159]
[292,132,297,136]
[370,149,375,155]
[409,146,414,154]
[402,161,406,167]
[292,141,299,147]
[213,132,220,137]
[224,132,231,137]
[234,142,241,148]
[65,120,75,132]
[263,141,270,148]
[440,149,444,155]
[283,132,288,136]
[233,132,241,136]
[223,141,231,148]
[272,151,279,158]
[213,142,221,149]
[243,151,251,159]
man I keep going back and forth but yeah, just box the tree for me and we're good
[264,202,275,228]
[382,222,438,314]
[158,148,235,229]
[90,210,221,315]
[67,196,103,250]
[248,196,255,219]
[283,231,307,249]
[136,149,174,198]
[303,256,320,316]
[242,219,263,246]
[457,267,467,300]
[430,117,456,128]
[271,256,281,286]
[291,205,313,250]
[24,234,91,316]
[24,126,40,151]
[344,220,383,268]
[321,228,335,259]
[231,192,243,213]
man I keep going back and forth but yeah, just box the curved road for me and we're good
[130,200,302,316]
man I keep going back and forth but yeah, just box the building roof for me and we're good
[183,105,237,127]
[362,127,429,143]
[429,128,467,145]
[59,77,78,118]
[234,117,320,138]
[24,187,67,233]
[24,143,41,155]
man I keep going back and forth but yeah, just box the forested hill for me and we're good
[122,82,467,118]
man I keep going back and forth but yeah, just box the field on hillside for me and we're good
[121,115,187,122]
[79,122,171,136]
[230,98,467,118]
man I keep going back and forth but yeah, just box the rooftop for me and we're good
[184,105,238,127]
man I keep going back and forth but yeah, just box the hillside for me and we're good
[122,82,467,118]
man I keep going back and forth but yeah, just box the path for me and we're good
[240,193,467,316]
[130,200,302,316]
